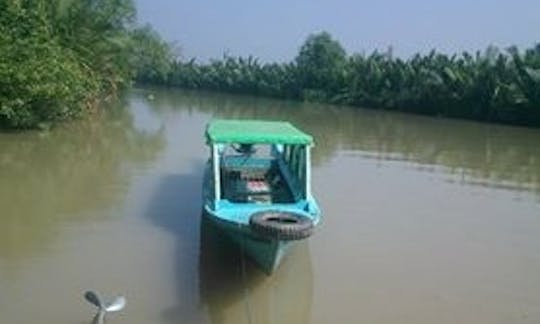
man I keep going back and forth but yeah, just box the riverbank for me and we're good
[139,32,540,127]
[3,3,538,130]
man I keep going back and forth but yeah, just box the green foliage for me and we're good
[0,1,98,128]
[2,0,538,129]
[0,0,173,129]
[151,32,540,127]
[56,0,137,92]
[131,25,176,84]
[163,56,302,99]
[295,32,347,99]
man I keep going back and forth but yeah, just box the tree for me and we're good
[57,0,137,92]
[0,0,169,129]
[0,1,98,128]
[131,25,177,84]
[295,31,347,99]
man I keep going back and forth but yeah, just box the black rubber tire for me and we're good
[249,210,314,241]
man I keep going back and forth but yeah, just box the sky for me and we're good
[135,0,540,62]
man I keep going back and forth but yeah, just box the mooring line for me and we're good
[239,223,254,324]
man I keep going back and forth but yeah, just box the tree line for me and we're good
[140,32,540,127]
[2,1,539,129]
[0,0,173,129]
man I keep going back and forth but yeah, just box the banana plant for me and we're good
[153,32,540,127]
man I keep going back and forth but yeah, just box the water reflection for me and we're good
[145,165,313,324]
[138,88,540,197]
[144,170,205,323]
[198,218,313,324]
[0,103,165,261]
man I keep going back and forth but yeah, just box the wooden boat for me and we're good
[202,120,321,273]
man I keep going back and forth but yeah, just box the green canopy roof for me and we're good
[206,120,313,145]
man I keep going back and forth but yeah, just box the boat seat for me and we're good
[221,163,294,203]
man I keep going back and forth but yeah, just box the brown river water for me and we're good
[0,88,539,324]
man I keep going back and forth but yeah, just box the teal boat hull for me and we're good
[202,154,321,273]
[202,210,294,273]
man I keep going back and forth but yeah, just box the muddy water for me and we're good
[0,88,539,324]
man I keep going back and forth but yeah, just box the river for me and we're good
[0,88,539,324]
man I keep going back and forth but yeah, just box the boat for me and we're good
[202,119,321,273]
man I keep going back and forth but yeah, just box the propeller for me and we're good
[84,290,126,324]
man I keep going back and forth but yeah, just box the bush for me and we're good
[0,7,97,128]
[0,0,171,129]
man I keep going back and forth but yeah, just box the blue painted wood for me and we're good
[202,124,321,274]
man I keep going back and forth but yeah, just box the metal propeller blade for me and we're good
[105,296,126,312]
[84,290,126,323]
[84,291,104,309]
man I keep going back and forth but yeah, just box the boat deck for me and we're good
[221,159,294,204]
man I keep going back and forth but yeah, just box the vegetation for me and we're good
[2,0,538,129]
[0,0,174,129]
[143,32,540,127]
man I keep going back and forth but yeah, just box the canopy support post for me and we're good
[212,144,221,206]
[305,145,312,199]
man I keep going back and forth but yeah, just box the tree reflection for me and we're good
[140,88,540,196]
[198,217,313,324]
[0,102,165,260]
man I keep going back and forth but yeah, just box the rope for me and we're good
[239,223,254,324]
